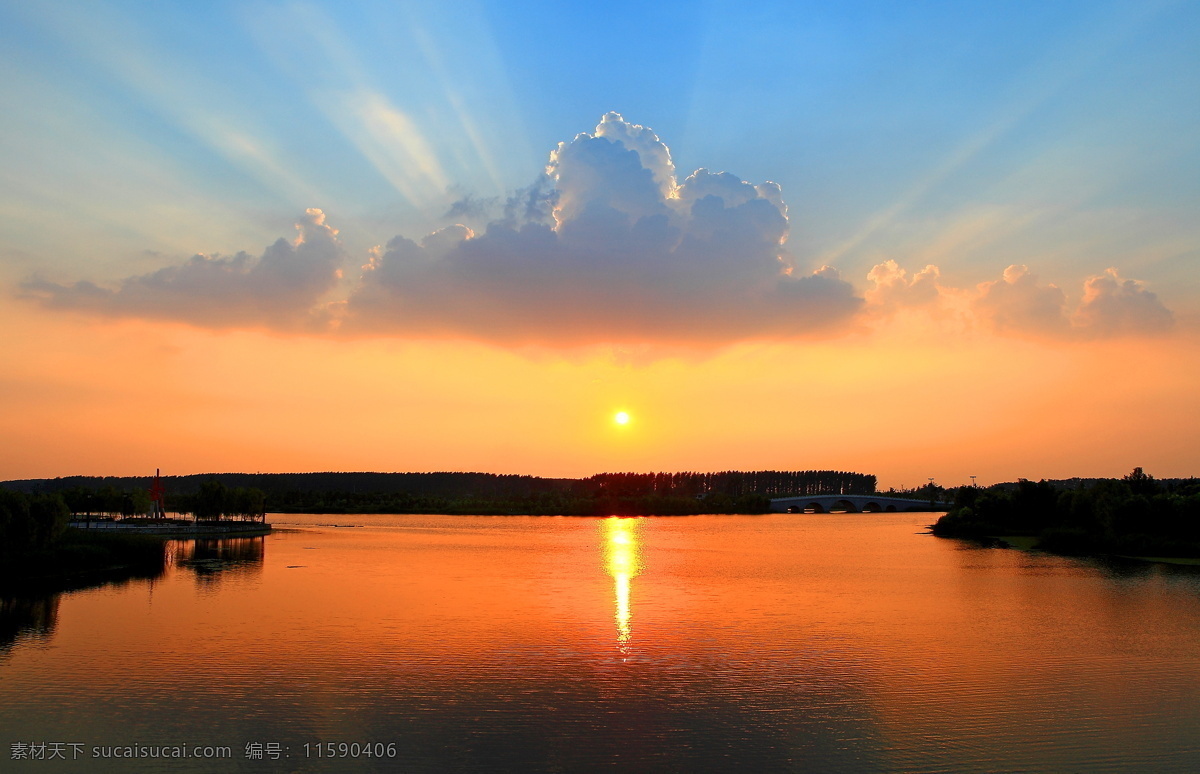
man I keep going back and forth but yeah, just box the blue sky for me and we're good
[3,0,1197,302]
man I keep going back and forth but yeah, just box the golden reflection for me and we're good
[602,517,643,652]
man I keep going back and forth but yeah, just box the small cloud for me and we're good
[443,191,499,221]
[1072,267,1174,336]
[500,174,559,229]
[865,259,941,310]
[21,209,343,330]
[866,260,1175,340]
[974,264,1070,335]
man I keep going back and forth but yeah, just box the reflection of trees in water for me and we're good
[0,595,60,656]
[2,547,170,657]
[1096,556,1200,586]
[2,537,267,655]
[171,537,265,588]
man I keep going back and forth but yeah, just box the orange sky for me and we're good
[3,88,1197,492]
[4,5,1200,491]
[3,298,1195,489]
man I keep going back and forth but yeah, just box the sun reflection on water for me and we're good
[602,517,643,654]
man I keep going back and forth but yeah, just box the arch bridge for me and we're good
[769,494,949,513]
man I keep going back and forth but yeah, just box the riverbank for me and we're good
[68,518,272,537]
[2,523,271,590]
[931,473,1200,564]
[0,528,167,589]
[954,533,1200,566]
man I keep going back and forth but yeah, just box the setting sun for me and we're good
[614,411,630,425]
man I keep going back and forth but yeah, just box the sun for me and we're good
[614,411,630,426]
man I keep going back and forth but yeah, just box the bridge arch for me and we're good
[788,502,829,513]
[771,494,950,513]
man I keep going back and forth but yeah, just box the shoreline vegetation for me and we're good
[0,491,166,590]
[2,470,880,585]
[0,481,268,589]
[931,468,1200,562]
[5,470,881,518]
[8,466,1199,583]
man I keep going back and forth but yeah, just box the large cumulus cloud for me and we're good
[21,209,342,330]
[346,113,861,343]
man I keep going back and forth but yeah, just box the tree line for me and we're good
[50,480,266,521]
[7,469,878,517]
[576,470,877,498]
[180,480,266,521]
[932,468,1200,557]
[6,469,874,498]
[266,489,775,516]
[264,469,875,515]
[57,486,152,518]
[5,472,571,498]
[0,489,168,584]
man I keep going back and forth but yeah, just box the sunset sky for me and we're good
[2,0,1197,488]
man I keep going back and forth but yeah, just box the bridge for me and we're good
[769,493,950,513]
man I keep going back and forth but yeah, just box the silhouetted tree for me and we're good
[0,490,69,557]
[1124,467,1160,497]
[195,479,228,520]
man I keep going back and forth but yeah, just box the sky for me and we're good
[2,0,1198,488]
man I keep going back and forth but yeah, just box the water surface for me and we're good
[3,513,1199,771]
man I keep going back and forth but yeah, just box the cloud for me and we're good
[443,190,499,221]
[21,209,343,330]
[17,113,1175,348]
[865,260,1174,339]
[973,264,1071,335]
[865,259,941,310]
[973,264,1174,338]
[346,113,861,344]
[1072,267,1174,336]
[444,174,559,229]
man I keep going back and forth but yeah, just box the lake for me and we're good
[3,512,1199,772]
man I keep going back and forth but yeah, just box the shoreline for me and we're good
[952,532,1200,566]
[2,524,270,593]
[67,519,273,538]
